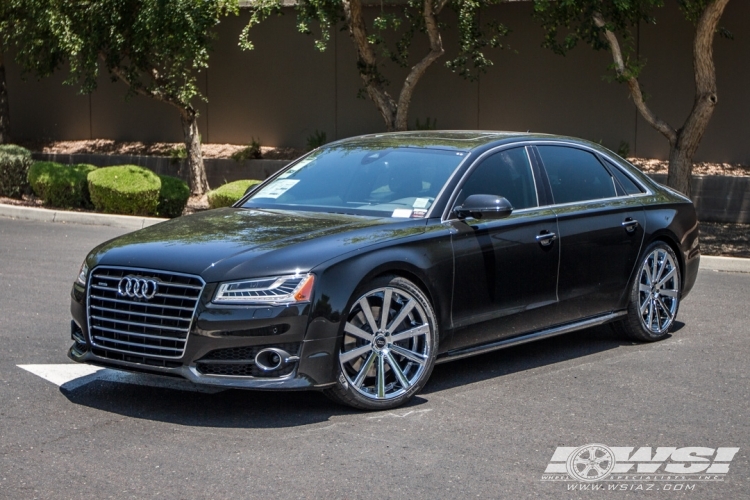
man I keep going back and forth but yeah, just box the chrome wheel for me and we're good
[637,247,680,334]
[339,285,433,402]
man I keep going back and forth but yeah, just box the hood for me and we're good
[88,208,427,282]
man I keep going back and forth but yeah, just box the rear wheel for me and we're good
[614,241,681,342]
[325,275,438,410]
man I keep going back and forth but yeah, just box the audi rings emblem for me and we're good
[118,276,159,300]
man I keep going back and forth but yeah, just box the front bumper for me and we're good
[69,283,340,390]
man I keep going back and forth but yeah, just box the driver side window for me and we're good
[457,147,538,210]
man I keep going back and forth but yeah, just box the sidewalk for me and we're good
[1,202,748,273]
[0,203,167,230]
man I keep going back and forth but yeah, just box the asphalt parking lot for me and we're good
[0,216,747,499]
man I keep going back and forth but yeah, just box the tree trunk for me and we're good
[180,109,209,196]
[593,0,729,198]
[342,0,446,132]
[667,145,694,197]
[0,50,10,144]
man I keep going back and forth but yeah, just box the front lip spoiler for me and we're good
[68,346,321,390]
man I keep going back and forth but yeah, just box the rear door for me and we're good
[534,144,646,322]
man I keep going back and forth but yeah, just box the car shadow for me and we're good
[61,323,668,428]
[423,323,662,394]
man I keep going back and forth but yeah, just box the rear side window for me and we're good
[605,159,645,195]
[537,146,616,204]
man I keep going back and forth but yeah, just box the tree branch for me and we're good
[394,0,446,130]
[342,0,398,129]
[103,53,188,116]
[593,11,677,146]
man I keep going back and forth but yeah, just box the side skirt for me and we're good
[435,311,627,364]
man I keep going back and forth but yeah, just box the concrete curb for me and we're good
[1,202,749,272]
[0,203,167,230]
[699,255,750,273]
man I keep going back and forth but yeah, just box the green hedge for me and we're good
[28,161,97,208]
[88,165,161,216]
[207,179,261,209]
[0,144,33,198]
[157,174,190,218]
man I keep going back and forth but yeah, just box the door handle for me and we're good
[536,231,557,247]
[622,218,639,233]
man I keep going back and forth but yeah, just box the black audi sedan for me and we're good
[69,131,700,410]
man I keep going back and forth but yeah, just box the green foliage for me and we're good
[306,130,328,151]
[446,0,511,81]
[293,0,508,84]
[168,146,188,165]
[239,0,284,51]
[413,117,437,130]
[0,144,33,198]
[231,138,263,161]
[87,165,161,216]
[207,179,262,209]
[157,174,190,218]
[617,141,631,158]
[532,0,663,81]
[28,161,97,208]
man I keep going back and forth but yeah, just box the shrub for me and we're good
[0,144,33,198]
[306,130,327,151]
[88,165,161,216]
[231,138,262,161]
[28,162,97,208]
[157,174,190,218]
[207,179,262,209]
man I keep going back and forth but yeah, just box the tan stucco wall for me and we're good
[5,1,749,162]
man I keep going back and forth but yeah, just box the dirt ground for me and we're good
[20,139,305,160]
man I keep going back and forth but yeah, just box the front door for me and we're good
[446,146,560,352]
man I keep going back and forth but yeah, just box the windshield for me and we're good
[242,146,467,218]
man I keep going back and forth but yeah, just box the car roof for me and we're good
[325,130,600,152]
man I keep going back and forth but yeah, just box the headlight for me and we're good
[76,261,89,286]
[213,274,315,305]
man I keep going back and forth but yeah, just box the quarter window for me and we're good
[456,147,537,210]
[605,159,645,195]
[537,146,617,204]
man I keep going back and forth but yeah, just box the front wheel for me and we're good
[325,275,438,410]
[614,241,681,342]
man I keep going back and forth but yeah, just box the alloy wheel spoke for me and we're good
[640,294,651,314]
[359,297,379,334]
[385,299,416,334]
[639,283,651,293]
[380,289,392,331]
[657,267,675,287]
[353,351,376,388]
[384,351,410,390]
[657,297,674,320]
[390,324,429,343]
[340,344,372,364]
[647,299,654,329]
[660,288,679,298]
[376,354,386,398]
[654,251,667,282]
[390,344,427,365]
[344,322,374,342]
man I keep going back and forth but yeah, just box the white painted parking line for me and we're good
[366,408,432,420]
[17,364,224,393]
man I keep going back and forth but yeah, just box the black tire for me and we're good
[324,275,438,410]
[613,241,682,342]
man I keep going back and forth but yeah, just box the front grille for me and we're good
[196,343,300,378]
[87,266,204,360]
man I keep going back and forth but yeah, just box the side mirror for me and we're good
[454,194,513,220]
